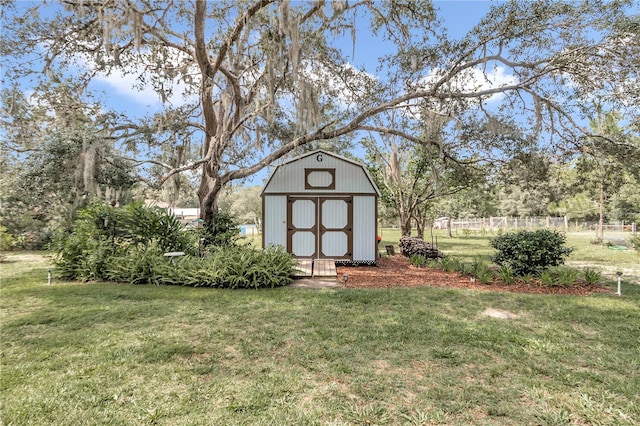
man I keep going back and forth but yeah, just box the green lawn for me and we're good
[376,228,640,283]
[2,252,639,425]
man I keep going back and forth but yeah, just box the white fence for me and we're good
[436,217,637,234]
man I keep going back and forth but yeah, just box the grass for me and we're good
[376,228,640,283]
[2,251,640,425]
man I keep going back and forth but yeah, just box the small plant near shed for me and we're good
[539,266,581,287]
[409,254,427,267]
[490,229,574,276]
[471,258,493,284]
[440,255,460,273]
[496,265,516,284]
[583,268,603,285]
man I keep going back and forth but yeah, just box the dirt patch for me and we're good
[336,256,613,296]
[480,308,519,319]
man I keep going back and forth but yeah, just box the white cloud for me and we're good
[93,69,161,106]
[424,65,518,103]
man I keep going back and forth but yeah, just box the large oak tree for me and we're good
[2,0,638,224]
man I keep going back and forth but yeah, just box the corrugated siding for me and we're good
[353,196,376,262]
[264,153,376,194]
[263,195,287,248]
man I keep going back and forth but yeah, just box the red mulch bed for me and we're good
[336,256,613,296]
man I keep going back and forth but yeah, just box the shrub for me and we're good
[539,266,581,287]
[496,265,516,285]
[440,255,460,273]
[119,202,190,252]
[0,225,15,251]
[455,261,472,276]
[629,234,640,250]
[51,202,295,289]
[201,211,240,247]
[51,201,194,281]
[583,268,603,285]
[520,273,534,284]
[409,254,427,267]
[489,229,574,276]
[471,258,494,284]
[539,270,555,286]
[176,246,295,289]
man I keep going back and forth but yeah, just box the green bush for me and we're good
[51,201,195,281]
[496,265,516,285]
[122,245,295,289]
[0,225,15,251]
[471,258,494,284]
[409,254,427,267]
[489,230,574,276]
[629,234,640,250]
[201,211,240,247]
[583,268,603,285]
[51,202,295,289]
[539,266,581,287]
[440,255,460,273]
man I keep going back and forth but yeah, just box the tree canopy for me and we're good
[2,0,638,225]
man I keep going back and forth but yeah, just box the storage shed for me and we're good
[261,149,380,264]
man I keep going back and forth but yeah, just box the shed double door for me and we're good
[287,196,353,259]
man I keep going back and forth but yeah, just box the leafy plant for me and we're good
[475,268,494,285]
[201,211,241,247]
[583,268,603,285]
[551,266,580,287]
[539,266,581,287]
[455,261,472,276]
[51,201,197,281]
[490,229,574,276]
[409,254,427,267]
[496,265,516,284]
[471,258,494,284]
[426,258,441,269]
[520,273,534,284]
[0,225,15,251]
[440,255,460,272]
[539,270,555,286]
[629,234,640,250]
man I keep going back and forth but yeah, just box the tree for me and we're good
[581,109,640,238]
[0,82,136,243]
[495,151,555,218]
[219,185,263,231]
[364,121,480,238]
[3,0,638,226]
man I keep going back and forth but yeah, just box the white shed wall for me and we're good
[353,196,377,262]
[263,195,287,249]
[263,153,376,194]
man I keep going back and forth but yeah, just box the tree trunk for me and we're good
[400,214,412,237]
[446,217,452,238]
[198,172,222,224]
[416,221,424,240]
[598,167,605,240]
